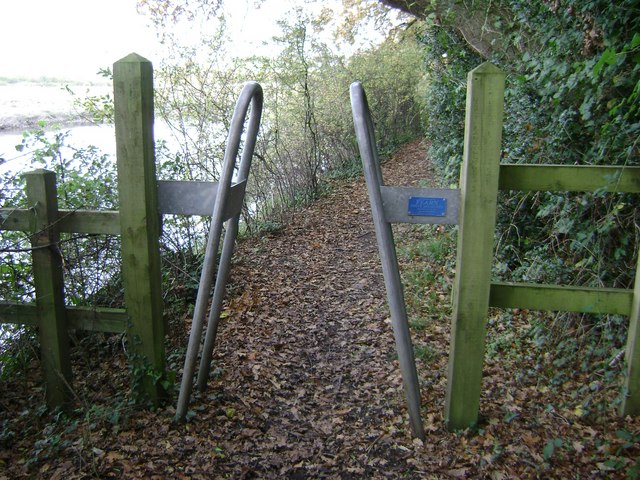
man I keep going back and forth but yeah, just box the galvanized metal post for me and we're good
[197,82,264,391]
[350,82,425,440]
[176,82,263,419]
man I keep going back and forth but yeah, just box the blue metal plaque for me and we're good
[408,196,447,217]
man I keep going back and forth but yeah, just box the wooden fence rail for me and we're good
[446,62,640,430]
[353,64,640,437]
[0,53,165,409]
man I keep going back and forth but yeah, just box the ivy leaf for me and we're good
[580,95,595,121]
[543,441,556,460]
[616,429,633,442]
[593,48,617,76]
[543,438,563,461]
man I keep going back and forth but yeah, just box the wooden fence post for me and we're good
[24,169,72,409]
[113,53,166,404]
[445,63,505,430]
[622,251,640,415]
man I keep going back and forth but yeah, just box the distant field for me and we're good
[0,76,109,87]
[0,81,111,132]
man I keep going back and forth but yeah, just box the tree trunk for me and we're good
[380,0,511,59]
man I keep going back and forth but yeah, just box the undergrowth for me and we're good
[395,221,639,477]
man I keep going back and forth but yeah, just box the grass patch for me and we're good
[413,344,436,363]
[409,316,431,332]
[396,224,456,327]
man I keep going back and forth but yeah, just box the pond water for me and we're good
[0,124,117,176]
[0,113,243,343]
[0,122,191,171]
[0,121,183,352]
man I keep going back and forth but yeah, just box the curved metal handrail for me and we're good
[176,81,263,420]
[350,81,425,440]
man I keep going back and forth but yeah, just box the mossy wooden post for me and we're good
[114,53,166,404]
[622,252,640,415]
[445,63,505,430]
[25,169,72,409]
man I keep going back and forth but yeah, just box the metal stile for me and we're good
[173,82,263,420]
[350,81,460,440]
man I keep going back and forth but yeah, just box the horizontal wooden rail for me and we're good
[57,210,120,235]
[1,180,247,235]
[0,209,120,235]
[489,282,633,316]
[498,165,640,193]
[0,302,128,332]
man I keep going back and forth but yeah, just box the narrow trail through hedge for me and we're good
[2,139,639,478]
[176,139,433,477]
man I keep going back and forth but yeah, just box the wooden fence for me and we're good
[446,63,640,429]
[0,54,166,408]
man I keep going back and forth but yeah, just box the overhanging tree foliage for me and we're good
[381,0,510,58]
[394,0,640,286]
[384,0,640,392]
[1,0,427,321]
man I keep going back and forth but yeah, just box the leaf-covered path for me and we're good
[170,139,434,477]
[2,140,639,478]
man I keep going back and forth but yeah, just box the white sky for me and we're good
[0,0,159,80]
[0,0,355,82]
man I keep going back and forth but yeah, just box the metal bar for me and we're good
[176,81,263,420]
[157,180,247,219]
[157,180,219,216]
[350,81,425,440]
[196,216,239,390]
[197,81,263,390]
[380,186,460,225]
